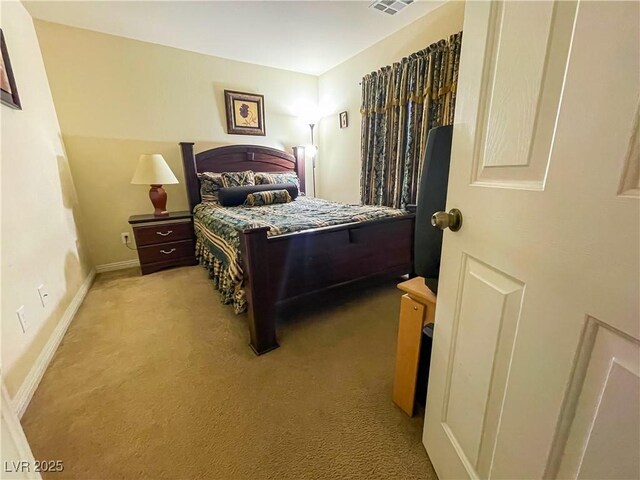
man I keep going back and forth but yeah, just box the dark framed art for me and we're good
[339,111,348,129]
[1,29,21,110]
[224,90,266,136]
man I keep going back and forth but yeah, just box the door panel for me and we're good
[423,1,640,479]
[441,255,524,478]
[553,318,640,479]
[471,1,577,190]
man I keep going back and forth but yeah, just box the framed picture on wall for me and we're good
[0,29,21,110]
[339,111,348,129]
[224,90,266,136]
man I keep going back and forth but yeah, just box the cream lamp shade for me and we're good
[131,154,178,185]
[131,154,179,217]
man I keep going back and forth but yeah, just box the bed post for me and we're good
[292,146,306,194]
[179,142,199,212]
[239,226,279,355]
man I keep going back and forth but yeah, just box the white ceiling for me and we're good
[23,1,443,76]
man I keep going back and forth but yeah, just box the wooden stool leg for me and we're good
[392,294,426,416]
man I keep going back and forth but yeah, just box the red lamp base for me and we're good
[149,184,169,217]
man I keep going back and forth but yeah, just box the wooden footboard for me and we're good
[179,142,415,355]
[239,214,415,355]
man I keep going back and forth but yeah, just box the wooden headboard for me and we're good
[179,143,306,211]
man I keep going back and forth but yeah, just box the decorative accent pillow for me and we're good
[244,189,292,207]
[255,172,300,188]
[198,172,224,203]
[221,170,255,188]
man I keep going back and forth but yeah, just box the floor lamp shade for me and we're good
[131,154,179,216]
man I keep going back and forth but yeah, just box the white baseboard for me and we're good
[12,269,96,418]
[2,383,41,479]
[95,259,140,273]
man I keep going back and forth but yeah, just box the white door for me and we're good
[423,2,640,479]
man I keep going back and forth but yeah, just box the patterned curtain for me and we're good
[360,31,463,208]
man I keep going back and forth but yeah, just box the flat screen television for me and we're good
[414,125,454,294]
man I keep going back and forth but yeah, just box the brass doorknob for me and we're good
[431,208,463,232]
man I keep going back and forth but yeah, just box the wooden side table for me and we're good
[128,211,198,275]
[392,276,437,416]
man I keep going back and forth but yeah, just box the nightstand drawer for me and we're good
[137,239,195,265]
[133,221,193,246]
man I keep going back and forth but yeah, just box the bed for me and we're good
[180,143,415,355]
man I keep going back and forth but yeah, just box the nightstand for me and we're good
[128,211,198,275]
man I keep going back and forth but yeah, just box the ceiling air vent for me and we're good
[370,0,414,15]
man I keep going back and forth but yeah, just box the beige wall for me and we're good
[33,21,318,267]
[32,3,462,267]
[316,1,465,203]
[1,1,92,397]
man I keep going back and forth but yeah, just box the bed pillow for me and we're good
[221,170,255,188]
[198,172,224,203]
[255,172,300,189]
[244,189,292,207]
[218,183,298,207]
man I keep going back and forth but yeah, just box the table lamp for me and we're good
[131,154,179,216]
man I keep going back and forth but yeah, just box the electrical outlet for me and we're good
[38,284,49,307]
[121,232,130,245]
[16,306,28,333]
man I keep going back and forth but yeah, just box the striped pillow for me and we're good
[244,189,292,207]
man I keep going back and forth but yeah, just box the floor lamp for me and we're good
[308,123,317,196]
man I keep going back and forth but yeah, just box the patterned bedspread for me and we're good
[193,196,407,313]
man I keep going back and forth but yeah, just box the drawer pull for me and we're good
[160,248,176,255]
[156,230,173,236]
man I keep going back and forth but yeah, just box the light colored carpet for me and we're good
[22,266,436,479]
